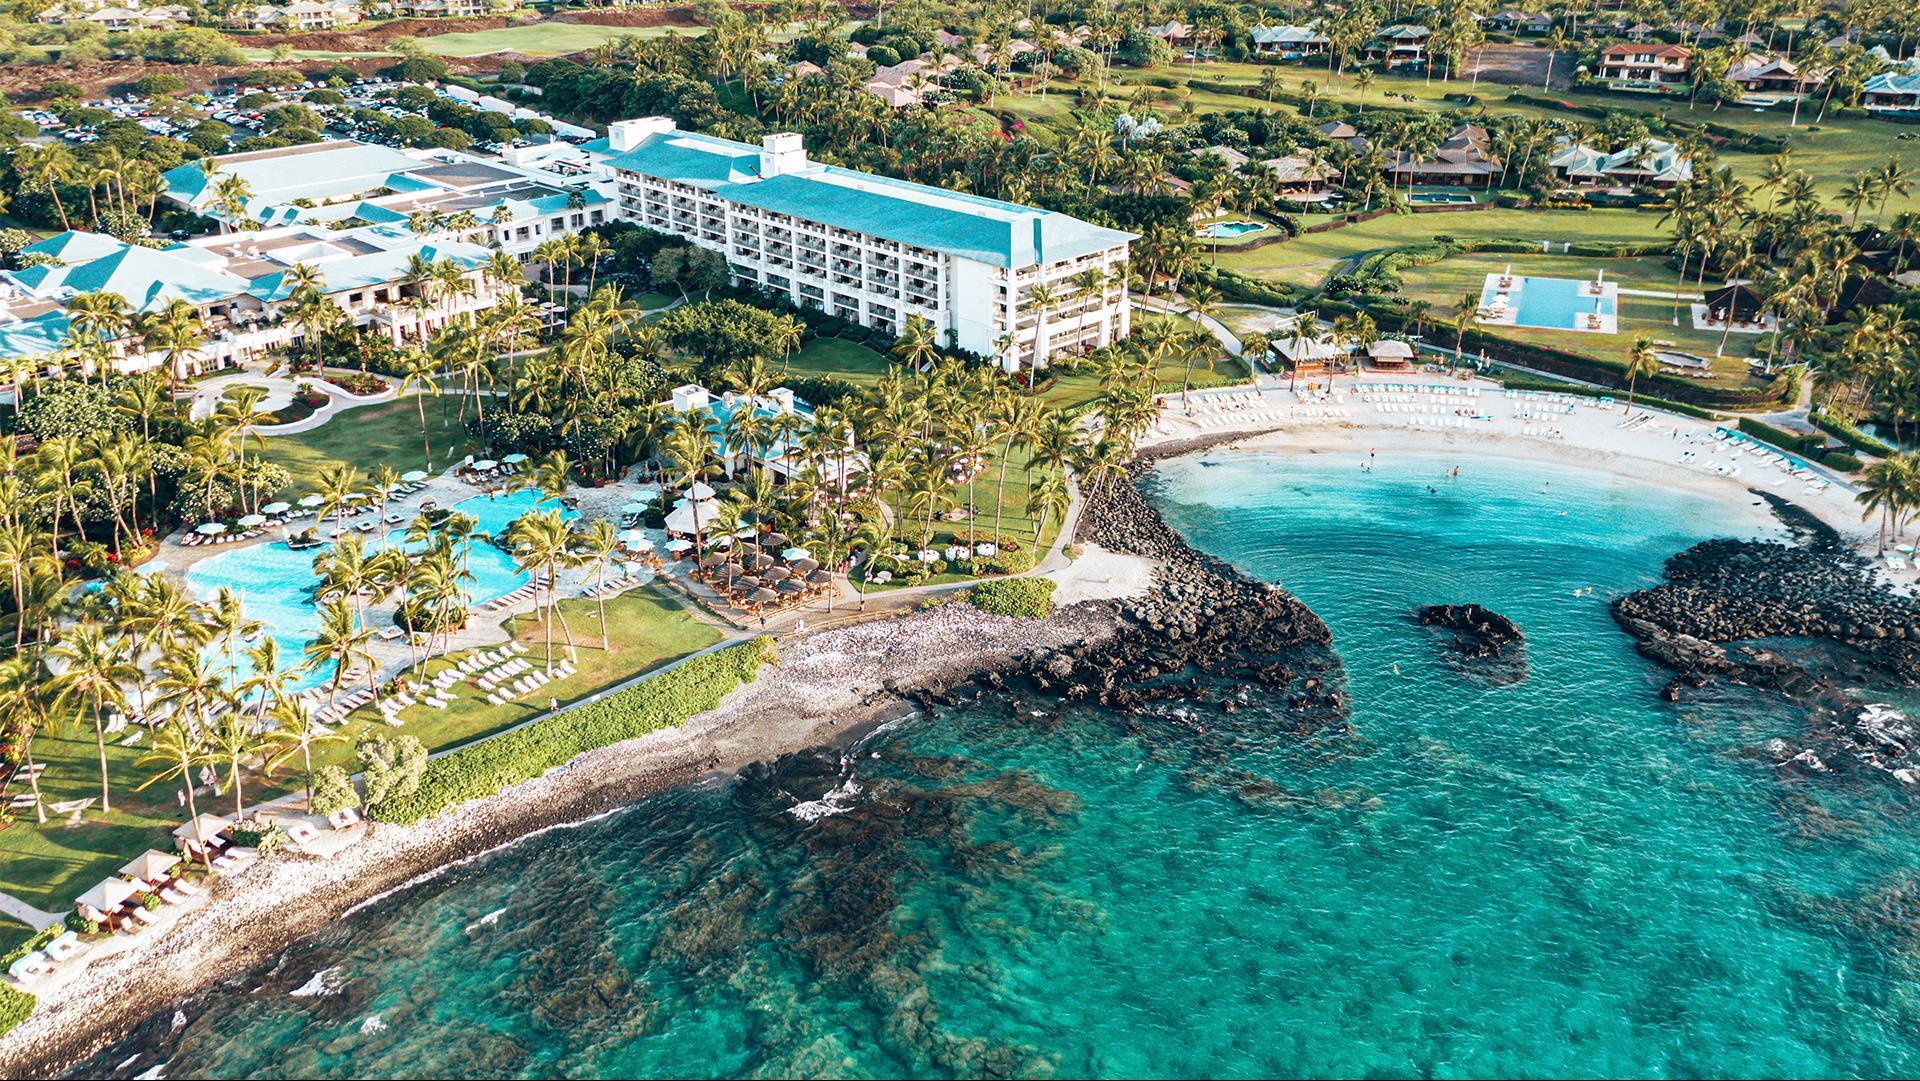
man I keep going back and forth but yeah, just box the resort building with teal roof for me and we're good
[0,223,506,383]
[591,118,1133,370]
[162,140,617,262]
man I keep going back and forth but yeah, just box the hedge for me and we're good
[1738,417,1822,455]
[967,577,1056,618]
[0,984,30,1038]
[1495,369,1716,418]
[370,638,778,825]
[1809,411,1896,457]
[1822,450,1865,472]
[1321,297,1792,409]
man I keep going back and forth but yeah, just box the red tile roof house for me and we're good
[1596,43,1693,86]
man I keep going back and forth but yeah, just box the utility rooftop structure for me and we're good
[584,118,1133,371]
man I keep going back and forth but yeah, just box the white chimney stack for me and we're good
[760,132,807,178]
[607,116,677,153]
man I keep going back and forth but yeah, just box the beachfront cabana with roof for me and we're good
[121,850,181,888]
[1273,332,1341,373]
[75,877,140,929]
[174,812,234,862]
[1365,340,1417,371]
[1697,282,1778,333]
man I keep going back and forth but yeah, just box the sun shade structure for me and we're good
[121,850,181,884]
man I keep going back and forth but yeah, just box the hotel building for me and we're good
[587,118,1133,371]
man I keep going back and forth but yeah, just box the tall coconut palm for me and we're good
[51,621,138,814]
[1624,336,1660,413]
[263,697,346,807]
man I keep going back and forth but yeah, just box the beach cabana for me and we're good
[76,877,140,928]
[663,498,722,535]
[1365,340,1417,371]
[174,812,234,862]
[121,850,181,889]
[1273,332,1340,373]
[1704,283,1771,328]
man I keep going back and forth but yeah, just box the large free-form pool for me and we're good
[179,489,573,691]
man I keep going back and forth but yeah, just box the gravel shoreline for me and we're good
[0,599,1121,1078]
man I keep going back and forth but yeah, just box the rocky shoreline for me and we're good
[1416,604,1527,685]
[1612,495,1920,785]
[11,438,1337,1079]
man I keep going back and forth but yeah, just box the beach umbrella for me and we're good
[762,532,790,548]
[782,547,810,562]
[700,552,726,567]
[806,570,833,586]
[237,514,267,528]
[619,502,647,516]
[777,579,805,594]
[261,502,291,515]
[752,553,774,570]
[764,565,791,582]
[618,528,648,549]
[501,453,529,464]
[472,459,498,472]
[196,522,227,535]
[298,494,325,508]
[665,538,693,553]
[400,469,429,483]
[734,575,761,590]
[750,588,779,604]
[792,558,819,573]
[684,481,716,500]
[739,542,761,556]
[662,499,721,535]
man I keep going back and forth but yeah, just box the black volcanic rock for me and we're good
[1416,604,1526,685]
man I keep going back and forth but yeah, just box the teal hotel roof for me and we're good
[163,141,431,212]
[601,130,1133,269]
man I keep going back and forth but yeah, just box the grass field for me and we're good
[324,586,724,757]
[0,586,719,912]
[786,336,896,387]
[1209,207,1670,288]
[260,394,475,496]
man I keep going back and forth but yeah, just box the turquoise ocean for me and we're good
[77,449,1920,1079]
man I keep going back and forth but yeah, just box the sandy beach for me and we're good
[0,598,1127,1077]
[1143,377,1879,552]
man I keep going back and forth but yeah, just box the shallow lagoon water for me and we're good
[83,450,1920,1078]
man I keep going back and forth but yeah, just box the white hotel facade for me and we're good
[590,118,1133,371]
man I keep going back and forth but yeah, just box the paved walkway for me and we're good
[0,890,64,932]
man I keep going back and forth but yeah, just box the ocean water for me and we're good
[83,451,1920,1079]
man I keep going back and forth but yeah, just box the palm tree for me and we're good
[135,720,208,845]
[263,697,346,807]
[576,518,621,650]
[304,596,375,709]
[395,347,442,470]
[892,314,940,373]
[204,710,259,823]
[51,622,139,814]
[1624,336,1660,413]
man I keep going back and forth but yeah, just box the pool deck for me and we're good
[1477,272,1618,334]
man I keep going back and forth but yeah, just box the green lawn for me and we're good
[1387,249,1774,375]
[260,394,476,496]
[325,586,723,762]
[1211,207,1669,289]
[0,586,719,913]
[787,336,896,387]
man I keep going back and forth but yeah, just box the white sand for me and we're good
[1145,377,1878,552]
[1048,542,1157,605]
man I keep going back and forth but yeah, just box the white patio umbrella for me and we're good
[196,522,227,535]
[619,503,647,516]
[400,469,428,483]
[782,547,810,561]
[298,494,325,508]
[665,538,694,553]
[472,459,498,471]
[501,453,529,464]
[618,528,650,549]
[684,481,716,500]
[662,499,721,535]
[261,502,291,515]
[237,514,267,528]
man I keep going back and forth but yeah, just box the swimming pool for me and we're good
[1481,275,1617,331]
[1198,220,1265,239]
[180,488,574,691]
[1410,190,1476,205]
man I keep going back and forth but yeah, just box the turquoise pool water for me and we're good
[1198,220,1264,239]
[180,489,570,690]
[85,451,1920,1078]
[1484,275,1617,330]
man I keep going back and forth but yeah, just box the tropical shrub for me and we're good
[371,639,777,824]
[0,984,31,1037]
[966,577,1056,618]
[1810,411,1896,457]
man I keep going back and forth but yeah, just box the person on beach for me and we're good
[547,696,559,714]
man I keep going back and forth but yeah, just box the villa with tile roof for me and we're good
[1596,43,1693,86]
[589,118,1133,371]
[0,225,504,382]
[1863,69,1920,112]
[1547,138,1694,188]
[161,141,616,261]
[1248,24,1329,57]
